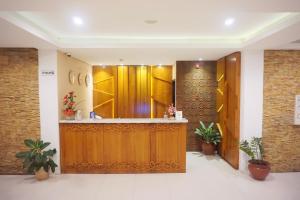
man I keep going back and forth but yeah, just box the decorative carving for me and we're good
[60,123,186,173]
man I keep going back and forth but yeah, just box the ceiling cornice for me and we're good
[0,11,299,49]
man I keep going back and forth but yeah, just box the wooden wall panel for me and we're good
[93,65,172,118]
[60,123,186,173]
[216,52,241,169]
[93,66,117,118]
[151,66,173,118]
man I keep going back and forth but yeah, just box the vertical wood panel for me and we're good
[60,123,186,173]
[217,52,241,169]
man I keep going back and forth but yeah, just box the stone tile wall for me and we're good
[0,48,40,174]
[263,50,300,172]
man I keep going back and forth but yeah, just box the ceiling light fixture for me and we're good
[224,18,235,26]
[73,16,83,25]
[198,58,203,61]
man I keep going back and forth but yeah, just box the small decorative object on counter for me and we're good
[15,139,58,181]
[195,121,221,155]
[90,111,96,119]
[175,111,183,120]
[75,109,82,120]
[240,137,270,181]
[168,104,176,119]
[63,91,76,120]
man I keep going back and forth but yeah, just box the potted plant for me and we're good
[240,137,270,180]
[16,139,58,181]
[195,121,221,155]
[63,91,77,120]
[168,104,176,119]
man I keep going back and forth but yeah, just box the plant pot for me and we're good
[198,138,203,151]
[202,142,216,155]
[35,168,49,181]
[248,160,270,181]
[65,115,75,120]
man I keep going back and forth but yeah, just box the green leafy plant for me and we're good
[16,139,57,173]
[240,137,266,165]
[195,121,221,145]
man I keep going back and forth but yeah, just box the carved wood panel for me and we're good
[60,123,186,173]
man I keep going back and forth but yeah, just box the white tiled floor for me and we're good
[1,152,299,200]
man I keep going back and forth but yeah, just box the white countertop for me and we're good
[59,118,188,124]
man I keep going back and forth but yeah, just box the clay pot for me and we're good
[198,138,203,151]
[202,142,216,155]
[35,168,49,181]
[248,160,270,181]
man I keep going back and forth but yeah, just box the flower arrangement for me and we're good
[63,91,76,118]
[168,104,176,117]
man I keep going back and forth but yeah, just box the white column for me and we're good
[38,49,60,174]
[239,50,264,171]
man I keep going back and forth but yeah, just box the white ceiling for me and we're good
[0,0,300,64]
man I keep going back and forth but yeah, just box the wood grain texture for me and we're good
[216,52,241,169]
[151,66,173,118]
[60,123,186,173]
[93,65,172,118]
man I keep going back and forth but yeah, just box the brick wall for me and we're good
[263,50,300,172]
[176,61,217,151]
[0,48,40,174]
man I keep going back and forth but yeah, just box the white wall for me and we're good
[239,50,264,171]
[38,50,61,174]
[57,51,93,119]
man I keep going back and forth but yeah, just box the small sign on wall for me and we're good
[41,69,55,76]
[295,95,300,125]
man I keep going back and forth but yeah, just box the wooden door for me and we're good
[93,66,117,117]
[217,52,240,169]
[151,66,173,118]
[216,58,226,157]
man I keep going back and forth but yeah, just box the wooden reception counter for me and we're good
[59,118,187,173]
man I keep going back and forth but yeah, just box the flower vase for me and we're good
[65,115,75,120]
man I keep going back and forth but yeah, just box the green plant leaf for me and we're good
[24,139,35,148]
[15,151,30,158]
[40,142,50,150]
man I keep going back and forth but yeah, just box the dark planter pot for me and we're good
[198,138,203,151]
[202,142,216,155]
[248,160,271,181]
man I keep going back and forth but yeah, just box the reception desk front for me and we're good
[59,118,187,173]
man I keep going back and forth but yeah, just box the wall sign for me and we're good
[41,69,55,76]
[295,95,300,125]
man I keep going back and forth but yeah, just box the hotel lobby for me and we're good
[0,0,300,200]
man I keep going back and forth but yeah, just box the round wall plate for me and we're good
[69,70,75,84]
[85,74,90,87]
[78,73,83,85]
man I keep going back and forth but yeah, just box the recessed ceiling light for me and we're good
[225,18,235,26]
[144,19,158,24]
[73,16,83,25]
